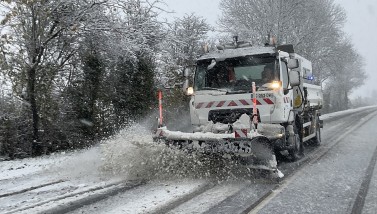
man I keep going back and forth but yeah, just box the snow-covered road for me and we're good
[1,106,377,214]
[254,107,377,214]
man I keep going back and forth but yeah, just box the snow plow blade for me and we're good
[154,127,283,177]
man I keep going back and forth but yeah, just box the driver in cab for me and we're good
[210,66,235,88]
[259,64,279,90]
[262,65,275,83]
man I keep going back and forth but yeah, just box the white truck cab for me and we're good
[184,43,323,160]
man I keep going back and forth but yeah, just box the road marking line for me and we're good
[351,141,377,214]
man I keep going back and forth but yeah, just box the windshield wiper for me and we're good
[201,87,228,93]
[226,90,249,94]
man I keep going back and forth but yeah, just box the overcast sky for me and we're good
[161,0,377,98]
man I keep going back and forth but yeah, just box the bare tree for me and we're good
[324,39,366,111]
[158,13,212,87]
[0,0,107,155]
[218,0,366,112]
[218,0,346,82]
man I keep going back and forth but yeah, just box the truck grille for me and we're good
[208,108,259,124]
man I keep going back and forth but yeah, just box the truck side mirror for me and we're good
[207,59,216,70]
[289,70,300,87]
[183,66,195,93]
[182,79,189,93]
[287,59,299,69]
[183,65,196,77]
[183,67,191,77]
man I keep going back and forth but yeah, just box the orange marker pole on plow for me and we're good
[158,90,163,127]
[252,82,258,131]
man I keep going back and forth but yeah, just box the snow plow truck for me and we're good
[154,38,323,176]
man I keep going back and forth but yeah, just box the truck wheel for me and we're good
[312,117,321,146]
[288,123,304,161]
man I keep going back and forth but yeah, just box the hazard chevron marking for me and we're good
[235,129,248,138]
[195,98,275,109]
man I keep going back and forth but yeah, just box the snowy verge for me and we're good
[320,105,377,121]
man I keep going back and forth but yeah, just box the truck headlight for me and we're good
[270,81,281,89]
[187,87,194,95]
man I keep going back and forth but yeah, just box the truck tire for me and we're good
[311,116,321,146]
[288,121,304,161]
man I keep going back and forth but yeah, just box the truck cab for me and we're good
[189,45,295,128]
[185,43,323,159]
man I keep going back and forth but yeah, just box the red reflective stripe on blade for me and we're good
[256,100,262,105]
[217,101,225,107]
[206,101,215,108]
[239,99,249,106]
[235,129,248,138]
[196,103,204,108]
[228,101,238,106]
[264,98,274,104]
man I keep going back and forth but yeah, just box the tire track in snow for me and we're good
[68,179,212,214]
[201,182,276,214]
[179,183,249,213]
[41,180,146,214]
[150,182,216,214]
[351,140,377,214]
[4,180,144,214]
[0,180,65,198]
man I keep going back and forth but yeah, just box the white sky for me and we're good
[334,0,377,98]
[161,0,377,98]
[160,0,220,25]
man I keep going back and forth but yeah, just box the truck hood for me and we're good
[195,90,228,96]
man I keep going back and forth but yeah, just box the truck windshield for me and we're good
[194,56,279,92]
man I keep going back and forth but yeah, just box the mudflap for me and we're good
[236,136,283,179]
